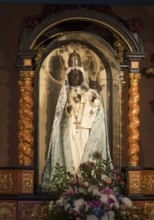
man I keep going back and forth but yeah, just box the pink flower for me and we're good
[79,181,85,187]
[122,197,133,208]
[102,175,112,184]
[62,189,74,196]
[115,176,121,181]
[105,178,112,184]
[120,204,127,210]
[69,181,75,187]
[111,169,118,175]
[120,180,125,185]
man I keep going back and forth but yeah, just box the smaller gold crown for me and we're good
[90,74,97,81]
[68,50,81,67]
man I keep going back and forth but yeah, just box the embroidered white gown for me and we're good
[41,84,111,191]
[65,86,100,171]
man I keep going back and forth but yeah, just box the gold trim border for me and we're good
[127,170,154,195]
[30,17,133,52]
[0,170,34,194]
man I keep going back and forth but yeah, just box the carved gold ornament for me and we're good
[141,171,154,194]
[0,171,18,194]
[20,171,34,193]
[0,170,34,194]
[114,34,126,64]
[18,201,49,219]
[23,58,32,67]
[0,202,16,220]
[128,171,141,194]
[127,170,154,195]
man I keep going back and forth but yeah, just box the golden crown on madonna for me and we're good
[68,50,81,67]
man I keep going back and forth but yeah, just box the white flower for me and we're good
[100,194,108,204]
[49,201,54,210]
[108,211,115,220]
[101,174,112,184]
[84,181,89,187]
[109,194,117,202]
[101,211,115,220]
[74,198,85,211]
[86,214,99,220]
[85,202,90,211]
[56,196,65,206]
[101,214,109,220]
[122,197,133,209]
[87,186,101,196]
[78,187,86,194]
[108,194,119,209]
[114,202,120,209]
[64,203,70,210]
[92,186,101,196]
[87,185,93,193]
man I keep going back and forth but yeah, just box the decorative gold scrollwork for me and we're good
[128,171,141,194]
[35,46,45,64]
[0,172,18,194]
[114,34,126,64]
[141,171,154,194]
[18,201,49,219]
[21,171,34,193]
[0,202,16,220]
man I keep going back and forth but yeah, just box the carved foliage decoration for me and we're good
[114,34,126,64]
[145,202,154,220]
[20,171,34,193]
[127,170,154,195]
[0,201,17,220]
[18,201,49,220]
[141,171,154,194]
[0,170,34,194]
[128,171,141,194]
[0,171,18,194]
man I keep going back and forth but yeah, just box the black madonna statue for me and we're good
[41,50,111,191]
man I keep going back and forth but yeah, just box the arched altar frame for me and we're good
[36,34,122,183]
[16,8,146,192]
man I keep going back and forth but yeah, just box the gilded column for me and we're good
[18,68,35,166]
[18,78,24,165]
[128,73,140,166]
[126,52,146,166]
[119,71,126,164]
[114,34,127,164]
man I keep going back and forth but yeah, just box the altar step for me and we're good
[0,167,154,219]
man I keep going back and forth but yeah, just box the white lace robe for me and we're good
[65,87,100,171]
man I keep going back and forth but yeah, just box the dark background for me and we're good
[0,3,154,168]
[0,0,154,5]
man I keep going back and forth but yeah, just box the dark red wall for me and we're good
[0,4,153,167]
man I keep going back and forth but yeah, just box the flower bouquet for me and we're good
[47,152,145,220]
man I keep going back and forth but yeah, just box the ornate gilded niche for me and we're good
[38,34,121,183]
[15,6,145,191]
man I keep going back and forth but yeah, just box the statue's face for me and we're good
[89,80,98,90]
[67,69,84,87]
